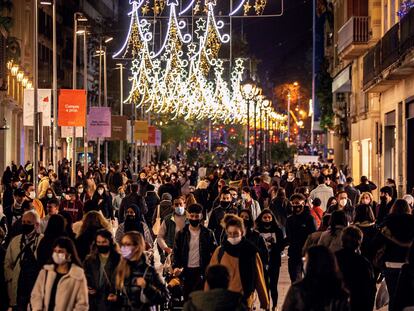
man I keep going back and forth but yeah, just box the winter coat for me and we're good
[115,222,153,246]
[144,191,160,225]
[269,197,291,229]
[117,257,168,311]
[84,252,120,311]
[118,193,147,223]
[393,263,414,311]
[4,233,43,306]
[30,264,89,311]
[37,177,50,199]
[286,212,317,258]
[173,224,217,272]
[183,288,248,311]
[309,184,334,211]
[335,248,376,311]
[282,281,350,311]
[318,227,346,253]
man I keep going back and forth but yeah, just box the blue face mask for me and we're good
[175,206,185,216]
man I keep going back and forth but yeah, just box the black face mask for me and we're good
[97,245,110,254]
[21,224,35,235]
[262,221,272,229]
[380,196,387,203]
[126,215,136,222]
[220,201,231,208]
[292,205,304,214]
[189,219,201,227]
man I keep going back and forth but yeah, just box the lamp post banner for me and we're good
[58,89,87,126]
[23,89,52,126]
[109,115,128,141]
[61,126,83,138]
[87,107,112,139]
[134,120,149,141]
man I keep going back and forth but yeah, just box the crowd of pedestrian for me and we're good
[0,157,413,311]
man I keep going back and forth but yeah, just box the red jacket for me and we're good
[310,206,323,229]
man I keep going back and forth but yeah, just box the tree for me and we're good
[316,60,334,130]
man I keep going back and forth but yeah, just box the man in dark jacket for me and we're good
[336,226,376,311]
[145,184,160,225]
[286,193,316,283]
[173,203,217,299]
[183,264,248,311]
[208,189,237,242]
[118,183,147,223]
[158,176,179,199]
[355,176,377,194]
[376,186,395,224]
[344,177,360,207]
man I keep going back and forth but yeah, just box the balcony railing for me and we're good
[381,23,399,71]
[338,16,370,58]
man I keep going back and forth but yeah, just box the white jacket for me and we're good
[30,264,89,311]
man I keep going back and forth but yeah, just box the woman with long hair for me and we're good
[84,229,120,311]
[318,210,348,253]
[208,214,269,310]
[353,204,378,263]
[31,237,89,310]
[255,209,286,311]
[115,231,168,310]
[91,184,114,220]
[282,245,349,311]
[76,211,112,261]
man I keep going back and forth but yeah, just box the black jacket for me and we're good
[393,263,414,311]
[144,191,160,225]
[84,251,120,311]
[286,211,317,258]
[173,224,217,272]
[158,183,179,200]
[335,248,376,311]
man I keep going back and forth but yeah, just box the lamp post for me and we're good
[241,77,257,176]
[262,99,270,166]
[72,12,88,186]
[33,0,39,192]
[253,88,262,167]
[116,63,125,163]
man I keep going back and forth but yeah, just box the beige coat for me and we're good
[4,233,43,306]
[31,264,89,311]
[37,177,50,199]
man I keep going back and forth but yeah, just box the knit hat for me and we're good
[161,193,172,201]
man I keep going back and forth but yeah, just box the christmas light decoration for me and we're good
[115,0,287,131]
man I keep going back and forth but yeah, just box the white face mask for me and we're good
[175,206,185,216]
[52,252,67,265]
[97,189,104,196]
[47,193,53,199]
[339,199,348,207]
[29,191,36,200]
[227,236,242,245]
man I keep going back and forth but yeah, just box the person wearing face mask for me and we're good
[119,183,148,223]
[31,236,89,311]
[173,203,217,300]
[4,210,43,310]
[92,184,114,221]
[37,168,50,199]
[286,193,317,283]
[113,186,126,218]
[84,229,120,311]
[115,205,153,247]
[22,182,45,219]
[376,186,395,224]
[208,189,238,242]
[115,231,168,310]
[157,197,187,255]
[76,183,89,204]
[39,198,61,234]
[327,191,355,223]
[4,188,26,230]
[240,187,261,221]
[40,187,57,212]
[255,209,286,311]
[208,214,269,310]
[60,187,84,223]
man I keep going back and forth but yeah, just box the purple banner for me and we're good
[87,107,111,139]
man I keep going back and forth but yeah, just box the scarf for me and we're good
[221,238,257,298]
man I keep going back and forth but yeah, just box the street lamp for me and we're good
[261,98,271,166]
[116,63,125,163]
[240,76,257,175]
[253,88,262,167]
[72,12,88,186]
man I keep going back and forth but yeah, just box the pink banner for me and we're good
[87,107,111,139]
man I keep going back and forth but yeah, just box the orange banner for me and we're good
[134,120,148,140]
[58,89,87,127]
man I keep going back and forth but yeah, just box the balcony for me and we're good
[363,7,414,92]
[338,16,370,60]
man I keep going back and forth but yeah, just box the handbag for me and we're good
[152,205,161,236]
[375,278,389,310]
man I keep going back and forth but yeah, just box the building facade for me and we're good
[328,0,414,196]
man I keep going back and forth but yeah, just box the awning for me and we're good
[332,66,351,93]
